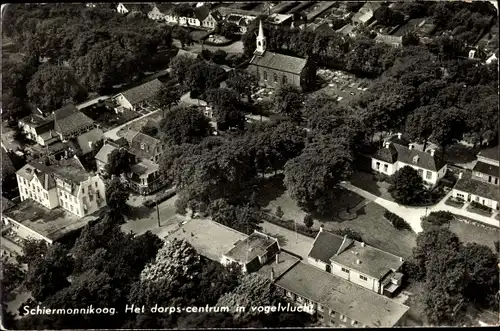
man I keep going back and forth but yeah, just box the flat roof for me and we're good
[165,218,247,261]
[2,199,99,241]
[275,262,409,327]
[224,231,279,263]
[257,250,300,280]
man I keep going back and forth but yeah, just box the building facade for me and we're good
[112,79,164,112]
[248,20,316,90]
[371,137,447,188]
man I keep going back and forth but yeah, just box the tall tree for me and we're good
[105,149,134,176]
[273,84,304,121]
[226,69,258,102]
[105,178,130,218]
[159,105,211,145]
[205,88,245,130]
[153,85,182,119]
[388,166,426,205]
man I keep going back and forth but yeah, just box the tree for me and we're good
[303,214,313,228]
[1,259,25,295]
[169,54,198,84]
[388,166,426,205]
[205,88,245,130]
[273,84,304,121]
[460,243,499,308]
[430,107,466,153]
[216,273,275,317]
[186,61,225,98]
[105,177,130,217]
[332,228,363,242]
[209,199,261,234]
[405,105,440,150]
[226,69,258,102]
[284,135,354,213]
[211,49,227,65]
[105,148,134,176]
[402,31,420,46]
[17,238,49,265]
[153,85,182,119]
[27,64,88,112]
[374,6,405,26]
[219,22,240,39]
[159,105,211,145]
[174,27,193,48]
[141,122,159,137]
[25,243,73,302]
[421,211,453,231]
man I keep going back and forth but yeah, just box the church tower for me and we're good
[255,20,267,56]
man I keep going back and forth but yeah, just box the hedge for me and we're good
[143,188,177,208]
[384,210,412,231]
[262,212,318,238]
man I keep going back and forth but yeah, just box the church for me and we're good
[248,20,316,90]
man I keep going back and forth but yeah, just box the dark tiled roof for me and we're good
[373,143,446,172]
[473,161,499,178]
[478,147,499,162]
[51,157,90,185]
[194,5,210,21]
[211,10,222,21]
[226,14,241,22]
[454,177,500,201]
[16,162,56,190]
[124,130,161,160]
[250,51,308,75]
[120,79,163,106]
[372,144,398,163]
[53,104,94,136]
[20,114,54,134]
[308,231,344,263]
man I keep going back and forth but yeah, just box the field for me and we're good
[449,218,500,251]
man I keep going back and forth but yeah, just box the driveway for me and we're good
[341,182,500,233]
[103,109,160,140]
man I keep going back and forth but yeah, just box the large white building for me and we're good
[371,135,447,188]
[16,157,106,217]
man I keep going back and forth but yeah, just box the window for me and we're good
[341,267,349,273]
[273,73,278,83]
[83,197,87,204]
[375,162,380,170]
[488,176,492,183]
[457,193,464,199]
[95,182,98,187]
[340,315,347,322]
[282,75,287,85]
[495,178,498,185]
[263,71,268,81]
[475,196,479,202]
[37,187,40,193]
[359,275,368,281]
[329,309,336,317]
[383,164,388,172]
[426,171,432,180]
[417,169,424,177]
[89,194,94,202]
[82,187,85,194]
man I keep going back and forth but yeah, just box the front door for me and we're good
[467,194,471,202]
[326,265,331,273]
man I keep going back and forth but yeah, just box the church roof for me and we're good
[249,51,308,75]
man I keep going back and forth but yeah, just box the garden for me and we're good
[466,201,493,217]
[80,103,140,131]
[444,196,465,208]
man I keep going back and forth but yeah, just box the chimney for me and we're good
[430,149,435,157]
[270,267,275,281]
[275,254,279,264]
[356,259,361,264]
[408,143,414,150]
[400,257,404,262]
[397,132,402,140]
[319,225,324,232]
[384,141,390,149]
[360,242,365,247]
[459,172,463,179]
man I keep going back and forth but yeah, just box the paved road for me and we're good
[173,39,244,54]
[340,182,500,233]
[103,110,160,140]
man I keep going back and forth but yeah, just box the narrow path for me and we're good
[341,182,500,232]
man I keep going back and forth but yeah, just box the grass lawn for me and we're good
[444,196,465,208]
[349,171,394,201]
[449,218,500,251]
[258,175,416,258]
[445,143,481,165]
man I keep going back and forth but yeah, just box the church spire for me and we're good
[255,19,267,56]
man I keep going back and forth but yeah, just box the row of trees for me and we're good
[405,212,499,325]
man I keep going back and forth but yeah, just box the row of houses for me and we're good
[371,133,499,211]
[167,219,409,327]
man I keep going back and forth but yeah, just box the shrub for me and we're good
[262,212,318,238]
[470,201,492,211]
[384,211,412,231]
[275,206,284,219]
[303,214,313,228]
[143,188,176,208]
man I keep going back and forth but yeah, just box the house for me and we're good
[452,147,499,211]
[147,3,174,21]
[53,104,95,141]
[221,231,280,273]
[112,79,164,112]
[371,134,447,188]
[176,48,199,59]
[248,20,316,90]
[274,262,410,327]
[95,142,121,174]
[128,159,163,195]
[124,129,165,163]
[351,2,382,26]
[18,114,57,146]
[226,14,252,34]
[217,6,260,21]
[486,49,498,64]
[375,33,403,47]
[16,157,106,217]
[196,6,222,29]
[117,3,151,15]
[307,228,405,297]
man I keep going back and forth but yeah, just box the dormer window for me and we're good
[141,143,145,150]
[412,155,419,164]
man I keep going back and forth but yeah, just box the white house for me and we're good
[16,157,106,217]
[452,147,499,210]
[117,3,151,15]
[307,228,405,297]
[371,135,447,188]
[112,79,164,112]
